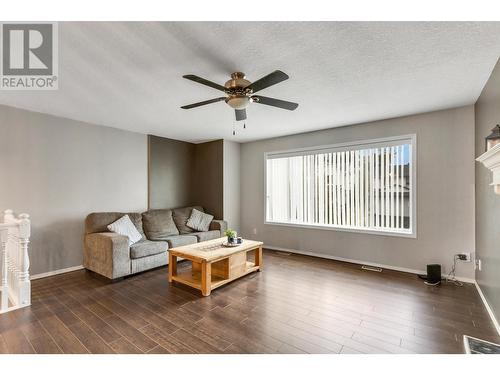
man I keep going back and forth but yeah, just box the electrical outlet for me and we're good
[253,228,257,235]
[457,252,472,262]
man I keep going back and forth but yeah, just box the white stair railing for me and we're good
[0,209,31,313]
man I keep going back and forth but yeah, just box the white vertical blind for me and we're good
[266,140,413,234]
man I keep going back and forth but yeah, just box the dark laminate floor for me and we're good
[0,250,498,354]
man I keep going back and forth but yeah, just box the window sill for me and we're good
[264,220,416,239]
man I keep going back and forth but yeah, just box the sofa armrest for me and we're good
[209,219,228,234]
[83,232,131,279]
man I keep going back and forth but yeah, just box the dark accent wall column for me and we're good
[148,135,195,210]
[148,135,224,219]
[192,140,224,219]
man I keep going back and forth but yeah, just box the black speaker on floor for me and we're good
[426,264,441,285]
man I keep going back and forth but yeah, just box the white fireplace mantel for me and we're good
[476,143,500,195]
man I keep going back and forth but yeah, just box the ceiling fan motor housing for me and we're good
[225,72,252,109]
[225,72,251,91]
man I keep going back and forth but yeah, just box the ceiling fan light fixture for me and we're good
[181,70,298,120]
[226,95,250,110]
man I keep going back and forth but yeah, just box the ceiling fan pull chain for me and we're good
[232,121,236,136]
[243,122,246,129]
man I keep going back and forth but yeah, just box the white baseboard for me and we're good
[264,245,476,284]
[474,281,500,336]
[30,265,84,280]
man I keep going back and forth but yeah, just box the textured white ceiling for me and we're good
[1,22,500,143]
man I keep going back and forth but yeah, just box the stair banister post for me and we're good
[0,227,7,311]
[4,209,14,222]
[17,213,31,306]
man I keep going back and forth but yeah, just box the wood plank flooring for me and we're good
[0,249,498,354]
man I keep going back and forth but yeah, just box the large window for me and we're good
[265,135,416,236]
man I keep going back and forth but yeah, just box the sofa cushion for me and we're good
[107,215,143,245]
[85,212,145,238]
[142,209,179,240]
[165,235,198,248]
[130,239,168,259]
[193,230,221,242]
[172,206,204,234]
[186,208,213,232]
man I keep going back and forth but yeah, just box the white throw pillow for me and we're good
[107,215,142,245]
[186,208,213,232]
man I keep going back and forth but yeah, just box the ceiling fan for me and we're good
[180,70,298,121]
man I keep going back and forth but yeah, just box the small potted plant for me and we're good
[224,229,237,244]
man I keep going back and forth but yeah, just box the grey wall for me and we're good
[223,140,241,232]
[148,135,195,210]
[475,59,500,321]
[192,140,224,219]
[240,106,476,279]
[0,105,148,276]
[148,136,224,219]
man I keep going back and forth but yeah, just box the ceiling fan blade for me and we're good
[235,109,247,121]
[252,95,298,111]
[244,70,289,93]
[181,97,226,109]
[182,75,227,92]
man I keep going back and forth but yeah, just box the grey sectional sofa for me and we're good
[83,206,227,279]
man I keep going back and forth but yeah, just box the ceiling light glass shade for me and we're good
[227,96,250,109]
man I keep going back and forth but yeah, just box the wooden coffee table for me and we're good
[168,237,263,296]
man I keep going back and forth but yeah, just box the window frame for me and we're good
[263,134,417,238]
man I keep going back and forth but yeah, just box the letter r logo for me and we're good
[2,24,53,75]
